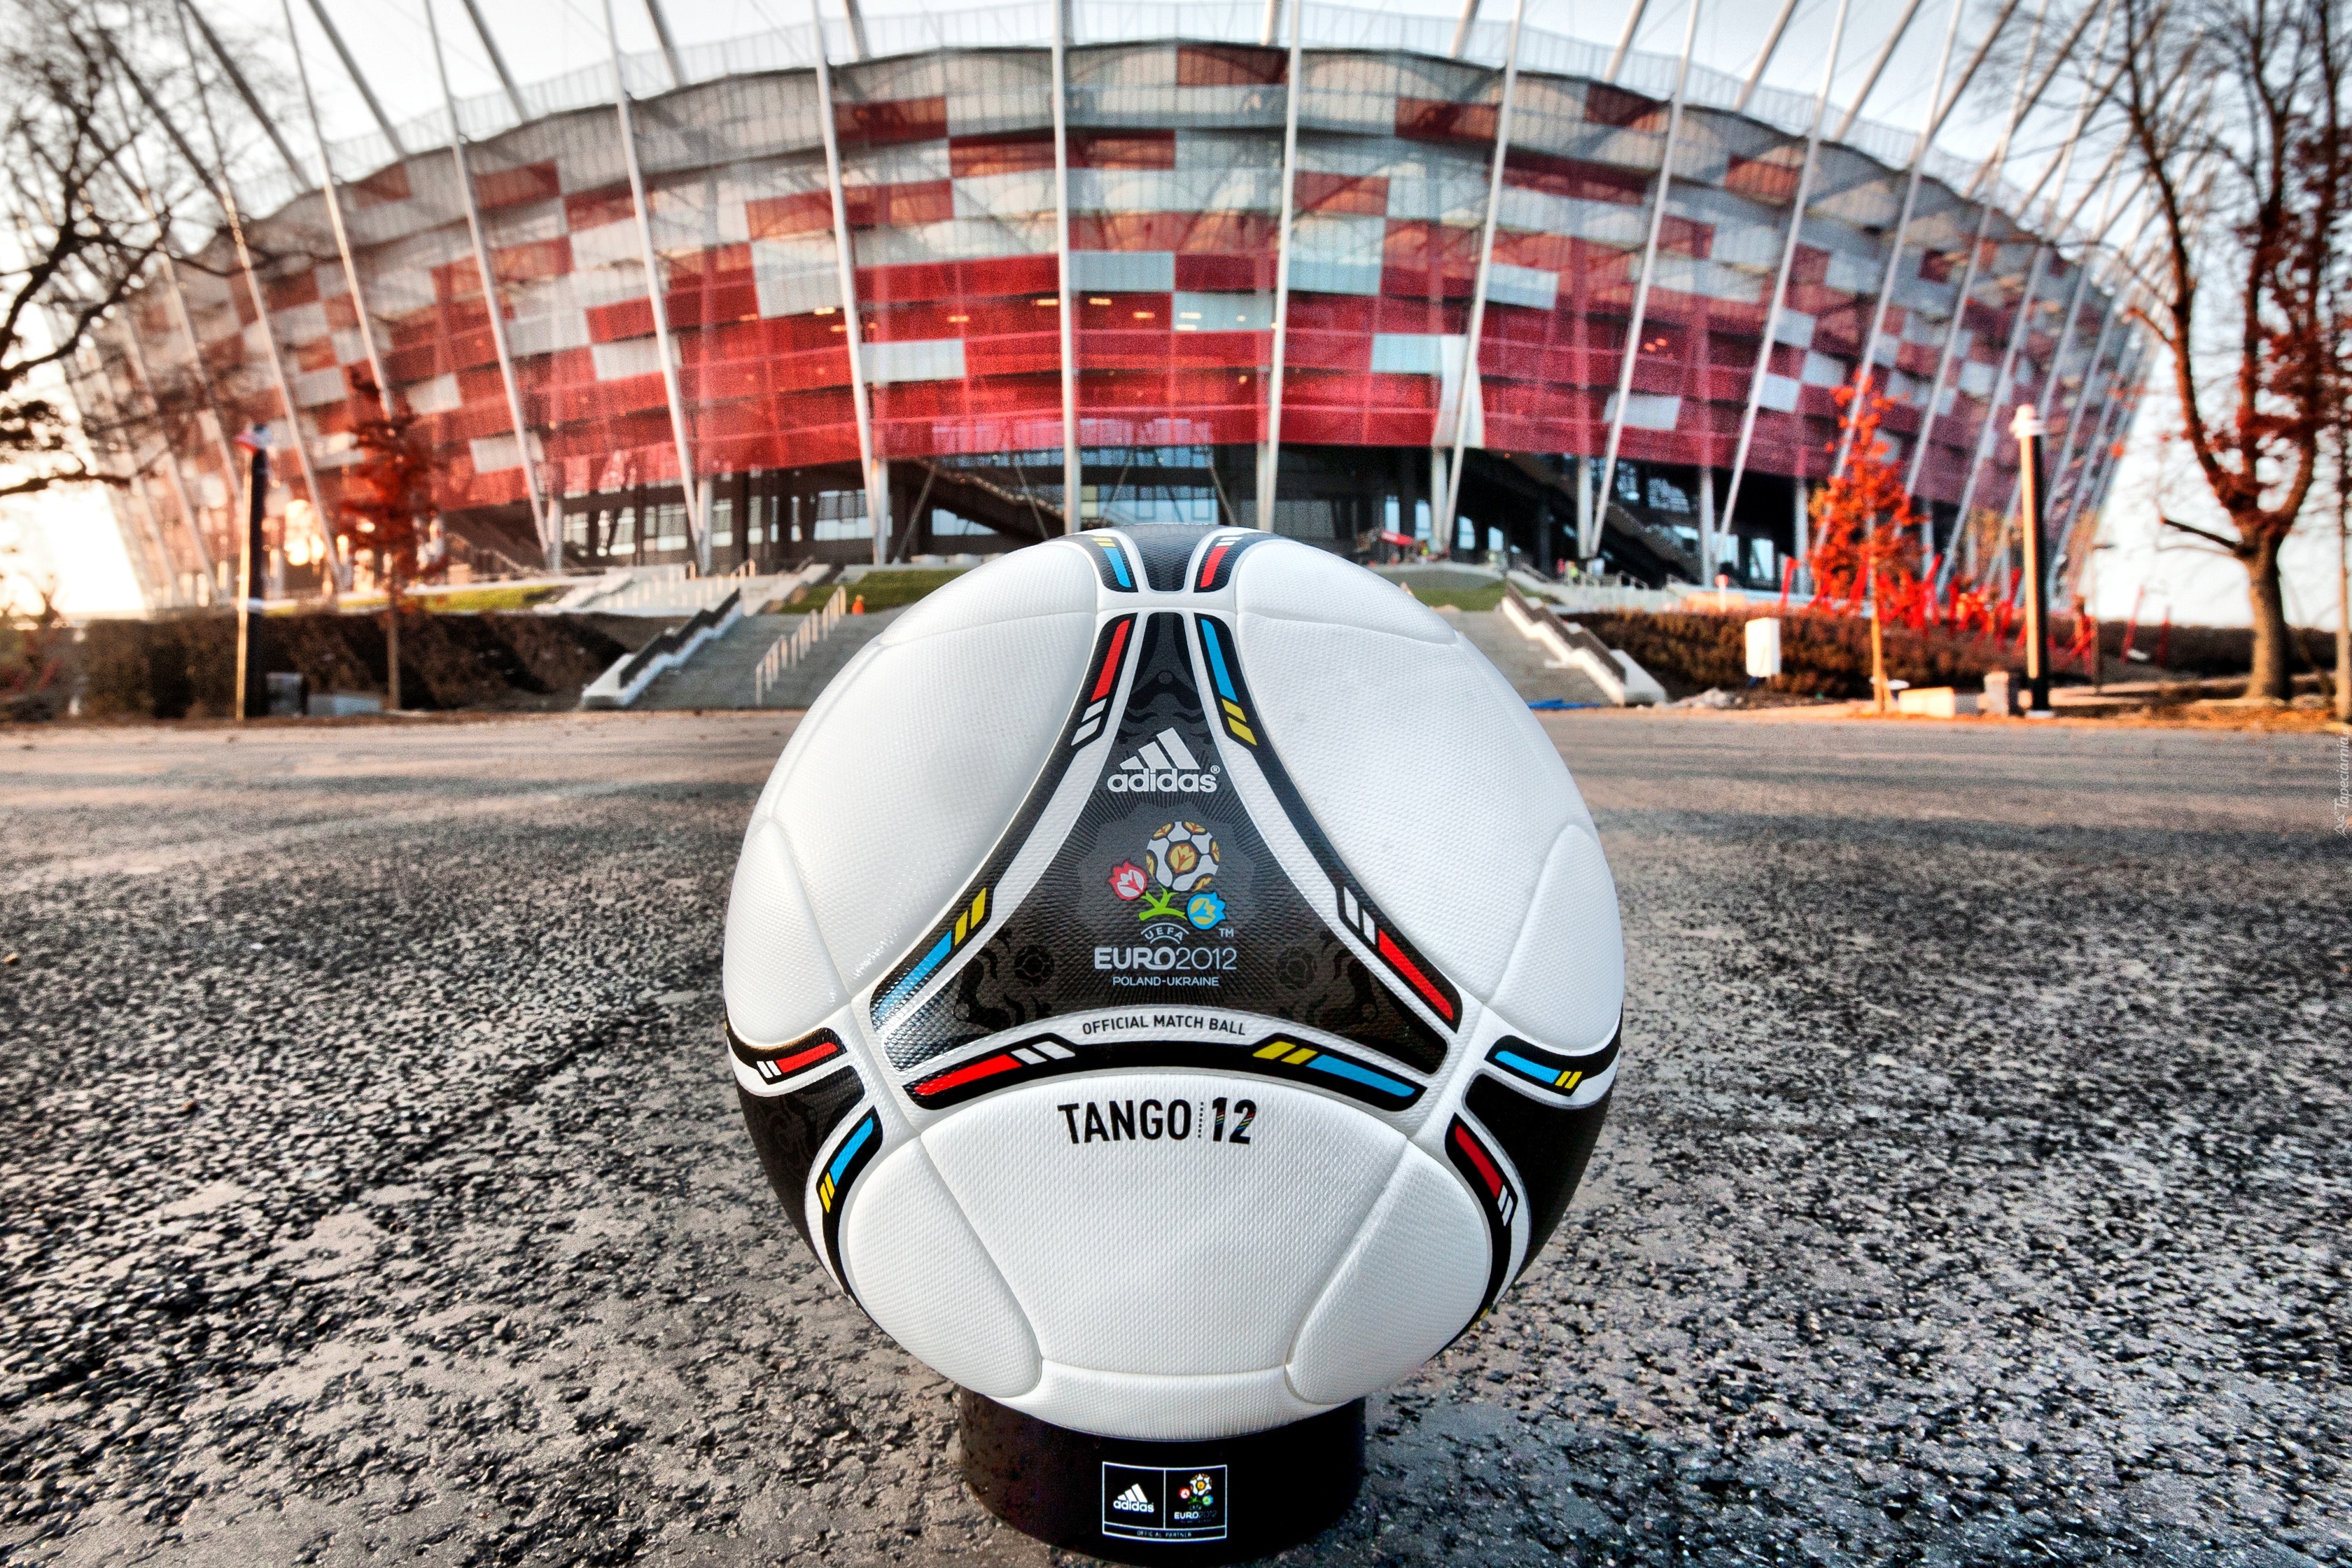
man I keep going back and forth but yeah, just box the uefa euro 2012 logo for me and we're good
[1107,821,1227,930]
[1175,1471,1216,1513]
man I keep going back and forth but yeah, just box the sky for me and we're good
[3,320,145,618]
[16,0,2346,627]
[2086,384,2347,632]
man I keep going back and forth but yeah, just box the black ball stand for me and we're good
[958,1389,1364,1565]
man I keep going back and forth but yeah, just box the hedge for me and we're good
[1566,610,2007,700]
[78,611,631,719]
[1564,608,2340,701]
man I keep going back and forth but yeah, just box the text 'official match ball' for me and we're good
[723,526,1623,1443]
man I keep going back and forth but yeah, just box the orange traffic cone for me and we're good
[851,593,866,615]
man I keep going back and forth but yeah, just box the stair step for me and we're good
[1448,610,1617,706]
[632,608,905,710]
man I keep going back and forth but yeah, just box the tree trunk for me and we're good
[386,601,402,712]
[1870,572,1889,713]
[2242,533,2291,701]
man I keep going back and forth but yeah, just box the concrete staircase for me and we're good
[542,564,823,617]
[1446,608,1617,706]
[634,607,904,710]
[629,591,1623,712]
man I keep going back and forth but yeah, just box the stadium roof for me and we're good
[179,0,2122,242]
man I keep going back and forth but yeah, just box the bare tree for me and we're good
[0,3,174,500]
[4,0,310,524]
[2098,0,2351,699]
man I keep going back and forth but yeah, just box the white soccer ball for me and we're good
[1147,820,1221,895]
[724,526,1624,1442]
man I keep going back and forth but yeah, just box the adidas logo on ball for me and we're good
[1105,727,1220,794]
[1110,1483,1154,1513]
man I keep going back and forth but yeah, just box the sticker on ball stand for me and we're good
[1101,1463,1226,1543]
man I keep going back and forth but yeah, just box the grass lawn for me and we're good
[780,567,967,613]
[1400,581,1506,612]
[308,584,573,615]
[421,584,573,612]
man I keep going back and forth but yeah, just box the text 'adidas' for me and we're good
[1106,727,1220,794]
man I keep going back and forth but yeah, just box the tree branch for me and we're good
[2157,514,2246,551]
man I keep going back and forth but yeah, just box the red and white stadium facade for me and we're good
[79,1,2147,602]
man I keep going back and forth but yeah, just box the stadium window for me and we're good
[813,489,871,542]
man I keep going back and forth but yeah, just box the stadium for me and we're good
[74,0,2150,606]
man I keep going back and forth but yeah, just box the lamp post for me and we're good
[233,425,269,722]
[2012,403,2055,717]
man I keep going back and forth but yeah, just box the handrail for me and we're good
[1600,500,1706,584]
[1500,580,1667,705]
[1490,452,1704,584]
[579,587,745,708]
[752,585,849,704]
[615,587,743,690]
[907,457,1067,536]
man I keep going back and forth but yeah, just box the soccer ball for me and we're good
[1147,820,1220,895]
[724,526,1623,1446]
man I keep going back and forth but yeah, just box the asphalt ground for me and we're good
[0,713,2344,1567]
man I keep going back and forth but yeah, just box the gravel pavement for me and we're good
[1,712,2344,1567]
